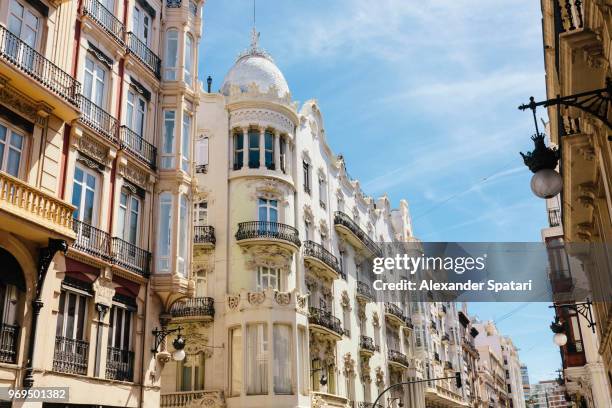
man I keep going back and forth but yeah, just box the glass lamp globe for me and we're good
[172,348,186,361]
[553,332,568,347]
[531,169,562,199]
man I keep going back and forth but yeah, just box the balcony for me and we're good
[556,0,584,34]
[126,33,161,78]
[193,226,215,248]
[160,391,225,408]
[356,281,375,304]
[548,208,561,227]
[0,323,19,364]
[79,95,119,143]
[105,347,134,381]
[333,211,382,257]
[359,335,378,356]
[384,302,406,326]
[304,240,342,280]
[53,336,89,375]
[309,307,343,340]
[0,171,76,242]
[387,349,409,369]
[169,297,214,321]
[82,0,125,44]
[119,126,157,169]
[235,221,300,251]
[72,219,151,277]
[0,25,81,119]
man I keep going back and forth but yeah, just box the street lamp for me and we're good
[549,300,596,347]
[152,326,187,362]
[550,317,568,347]
[520,132,561,199]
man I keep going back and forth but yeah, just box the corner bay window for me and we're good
[273,324,291,394]
[230,327,242,396]
[157,193,173,272]
[177,195,188,276]
[233,131,244,169]
[162,110,175,169]
[184,34,194,85]
[257,266,279,291]
[248,129,259,168]
[264,130,274,170]
[164,29,178,80]
[182,113,191,172]
[247,323,268,395]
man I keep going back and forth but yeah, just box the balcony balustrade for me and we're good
[359,335,378,354]
[555,0,584,33]
[160,391,225,408]
[193,226,216,246]
[548,208,561,227]
[309,307,343,338]
[126,33,161,78]
[388,349,409,368]
[304,240,341,278]
[0,171,75,240]
[0,323,19,364]
[82,0,125,44]
[385,302,406,325]
[356,281,374,302]
[333,211,382,257]
[236,221,300,249]
[170,297,215,319]
[105,347,134,381]
[79,95,119,143]
[53,336,89,375]
[72,219,151,277]
[0,25,81,107]
[119,126,157,169]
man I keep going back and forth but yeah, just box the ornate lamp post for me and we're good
[152,326,187,362]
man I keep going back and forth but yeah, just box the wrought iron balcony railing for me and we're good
[119,126,157,169]
[309,307,343,337]
[333,211,382,257]
[304,240,341,275]
[126,33,161,78]
[79,95,119,143]
[193,226,215,245]
[0,26,81,106]
[82,0,125,44]
[388,349,409,367]
[166,0,181,7]
[53,336,89,375]
[72,219,151,276]
[357,281,374,300]
[105,347,134,381]
[404,317,414,329]
[236,221,301,247]
[385,302,406,322]
[548,208,561,227]
[359,335,378,353]
[0,323,19,364]
[170,297,215,319]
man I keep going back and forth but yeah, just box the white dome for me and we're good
[221,51,290,98]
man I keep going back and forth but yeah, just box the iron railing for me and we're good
[357,281,374,300]
[126,33,161,78]
[82,0,125,44]
[388,349,409,367]
[170,297,215,318]
[333,211,382,257]
[385,302,406,322]
[79,95,119,143]
[308,307,343,337]
[359,335,378,353]
[106,347,134,381]
[0,25,80,106]
[111,236,151,277]
[548,208,561,227]
[166,0,181,7]
[194,226,215,245]
[119,126,157,169]
[404,317,414,329]
[53,336,89,375]
[72,219,112,260]
[0,323,19,364]
[236,221,300,247]
[304,240,341,275]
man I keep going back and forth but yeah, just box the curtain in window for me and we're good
[273,325,291,394]
[247,324,268,395]
[230,327,242,396]
[157,193,173,271]
[164,30,178,80]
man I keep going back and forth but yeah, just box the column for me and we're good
[242,126,250,168]
[259,127,265,168]
[274,131,281,172]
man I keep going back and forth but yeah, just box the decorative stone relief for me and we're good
[358,304,366,321]
[303,204,314,223]
[375,367,385,387]
[296,293,308,313]
[340,290,351,310]
[361,359,372,383]
[92,277,115,308]
[78,136,109,166]
[248,291,265,305]
[274,291,291,305]
[249,179,291,203]
[0,80,45,125]
[319,219,329,236]
[229,108,294,135]
[119,161,149,189]
[343,353,356,376]
[180,322,212,356]
[244,244,293,271]
[372,311,380,327]
[227,295,240,310]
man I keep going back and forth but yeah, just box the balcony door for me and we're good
[126,90,146,138]
[7,0,40,69]
[131,6,150,46]
[193,201,208,227]
[83,56,107,127]
[71,165,100,245]
[117,190,140,245]
[258,198,278,234]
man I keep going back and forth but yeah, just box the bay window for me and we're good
[230,327,242,396]
[161,110,175,169]
[248,129,259,168]
[264,130,274,170]
[273,324,292,394]
[177,194,188,276]
[184,34,194,85]
[279,136,286,173]
[182,113,191,172]
[298,327,308,395]
[0,122,25,178]
[156,193,173,272]
[164,29,179,80]
[247,323,268,395]
[257,267,279,291]
[233,131,244,169]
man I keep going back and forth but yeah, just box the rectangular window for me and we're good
[181,113,191,172]
[132,6,150,45]
[298,327,308,395]
[0,123,25,178]
[230,327,243,396]
[273,324,292,394]
[303,161,310,193]
[319,177,327,208]
[193,201,208,226]
[108,305,132,351]
[55,290,88,341]
[117,190,141,245]
[258,198,278,223]
[71,165,99,226]
[164,30,178,80]
[126,90,146,137]
[178,194,188,276]
[162,110,176,168]
[279,137,286,173]
[257,266,280,291]
[8,0,40,68]
[179,353,204,391]
[83,56,107,108]
[264,130,274,170]
[157,193,173,272]
[184,34,193,85]
[195,137,209,173]
[248,129,260,168]
[233,132,244,169]
[247,323,268,395]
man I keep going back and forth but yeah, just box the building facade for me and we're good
[526,381,570,408]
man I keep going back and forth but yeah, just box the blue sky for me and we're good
[198,0,559,383]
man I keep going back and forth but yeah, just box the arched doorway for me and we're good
[0,247,26,364]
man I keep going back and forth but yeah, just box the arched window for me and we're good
[164,29,179,80]
[184,33,194,85]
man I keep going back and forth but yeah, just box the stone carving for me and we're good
[229,108,294,135]
[361,359,372,383]
[274,290,291,305]
[303,204,314,223]
[244,244,293,271]
[248,291,266,305]
[0,81,44,124]
[296,293,308,312]
[92,278,115,308]
[375,367,385,387]
[78,136,109,166]
[227,295,240,310]
[312,394,325,408]
[358,304,366,321]
[343,352,356,376]
[372,311,380,327]
[249,179,291,202]
[340,290,351,309]
[119,161,149,188]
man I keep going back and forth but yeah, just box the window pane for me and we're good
[230,327,243,396]
[273,325,292,394]
[247,324,268,395]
